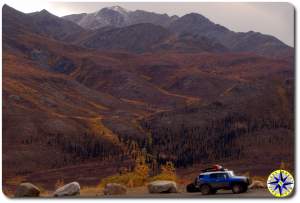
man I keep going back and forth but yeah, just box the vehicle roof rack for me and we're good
[201,168,225,172]
[201,165,228,172]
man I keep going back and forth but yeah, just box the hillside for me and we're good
[2,4,294,193]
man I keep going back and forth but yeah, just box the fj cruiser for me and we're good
[186,165,250,195]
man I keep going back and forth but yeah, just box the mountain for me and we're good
[63,6,293,57]
[169,13,293,57]
[66,23,228,53]
[63,6,178,29]
[75,23,171,53]
[2,4,83,42]
[4,4,292,57]
[28,9,84,40]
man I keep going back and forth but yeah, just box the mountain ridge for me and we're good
[61,5,293,57]
[3,4,292,57]
[63,6,179,30]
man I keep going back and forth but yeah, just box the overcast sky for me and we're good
[4,1,294,46]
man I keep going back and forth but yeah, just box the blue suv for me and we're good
[186,169,250,195]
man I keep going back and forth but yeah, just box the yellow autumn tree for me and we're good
[149,161,177,182]
[161,161,176,177]
[100,154,150,188]
[134,155,149,177]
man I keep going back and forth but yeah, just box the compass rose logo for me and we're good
[267,170,294,197]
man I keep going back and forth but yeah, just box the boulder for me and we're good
[53,182,80,197]
[148,180,177,193]
[103,183,127,195]
[14,182,40,197]
[249,180,266,189]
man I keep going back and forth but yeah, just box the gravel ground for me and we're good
[100,187,274,198]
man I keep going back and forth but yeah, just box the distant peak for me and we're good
[183,13,209,20]
[171,15,179,20]
[108,6,129,13]
[2,4,18,12]
[28,9,56,18]
[96,5,130,15]
[40,9,50,14]
[3,4,10,9]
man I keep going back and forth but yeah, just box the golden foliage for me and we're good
[148,173,177,182]
[99,157,178,188]
[100,172,146,188]
[134,155,149,178]
[149,161,177,182]
[80,186,103,197]
[54,178,65,189]
[100,155,150,188]
[161,161,176,176]
[5,176,26,185]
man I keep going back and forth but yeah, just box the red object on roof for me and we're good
[201,164,225,172]
[213,164,223,170]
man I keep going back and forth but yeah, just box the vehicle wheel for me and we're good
[186,183,199,193]
[200,184,211,195]
[232,184,242,194]
[211,189,217,194]
[242,185,248,193]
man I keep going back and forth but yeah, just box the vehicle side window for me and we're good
[209,174,218,179]
[209,173,228,179]
[218,173,228,179]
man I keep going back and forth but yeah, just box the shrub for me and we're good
[148,173,177,182]
[100,171,148,188]
[99,159,178,188]
[149,161,177,182]
[99,155,150,188]
[54,178,65,189]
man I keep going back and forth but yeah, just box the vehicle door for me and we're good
[208,173,219,188]
[209,173,229,189]
[216,173,230,188]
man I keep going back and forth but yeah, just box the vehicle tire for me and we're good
[232,184,242,194]
[200,184,211,195]
[186,183,199,193]
[211,189,217,194]
[242,185,248,193]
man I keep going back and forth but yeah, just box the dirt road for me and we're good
[102,188,273,198]
[14,188,272,198]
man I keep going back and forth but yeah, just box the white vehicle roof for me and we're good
[200,170,233,175]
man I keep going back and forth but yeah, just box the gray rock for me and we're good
[148,180,177,193]
[53,182,80,197]
[30,49,49,69]
[51,57,76,74]
[14,182,40,197]
[103,183,127,195]
[9,95,21,101]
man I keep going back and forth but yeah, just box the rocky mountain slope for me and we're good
[169,13,293,57]
[63,6,178,29]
